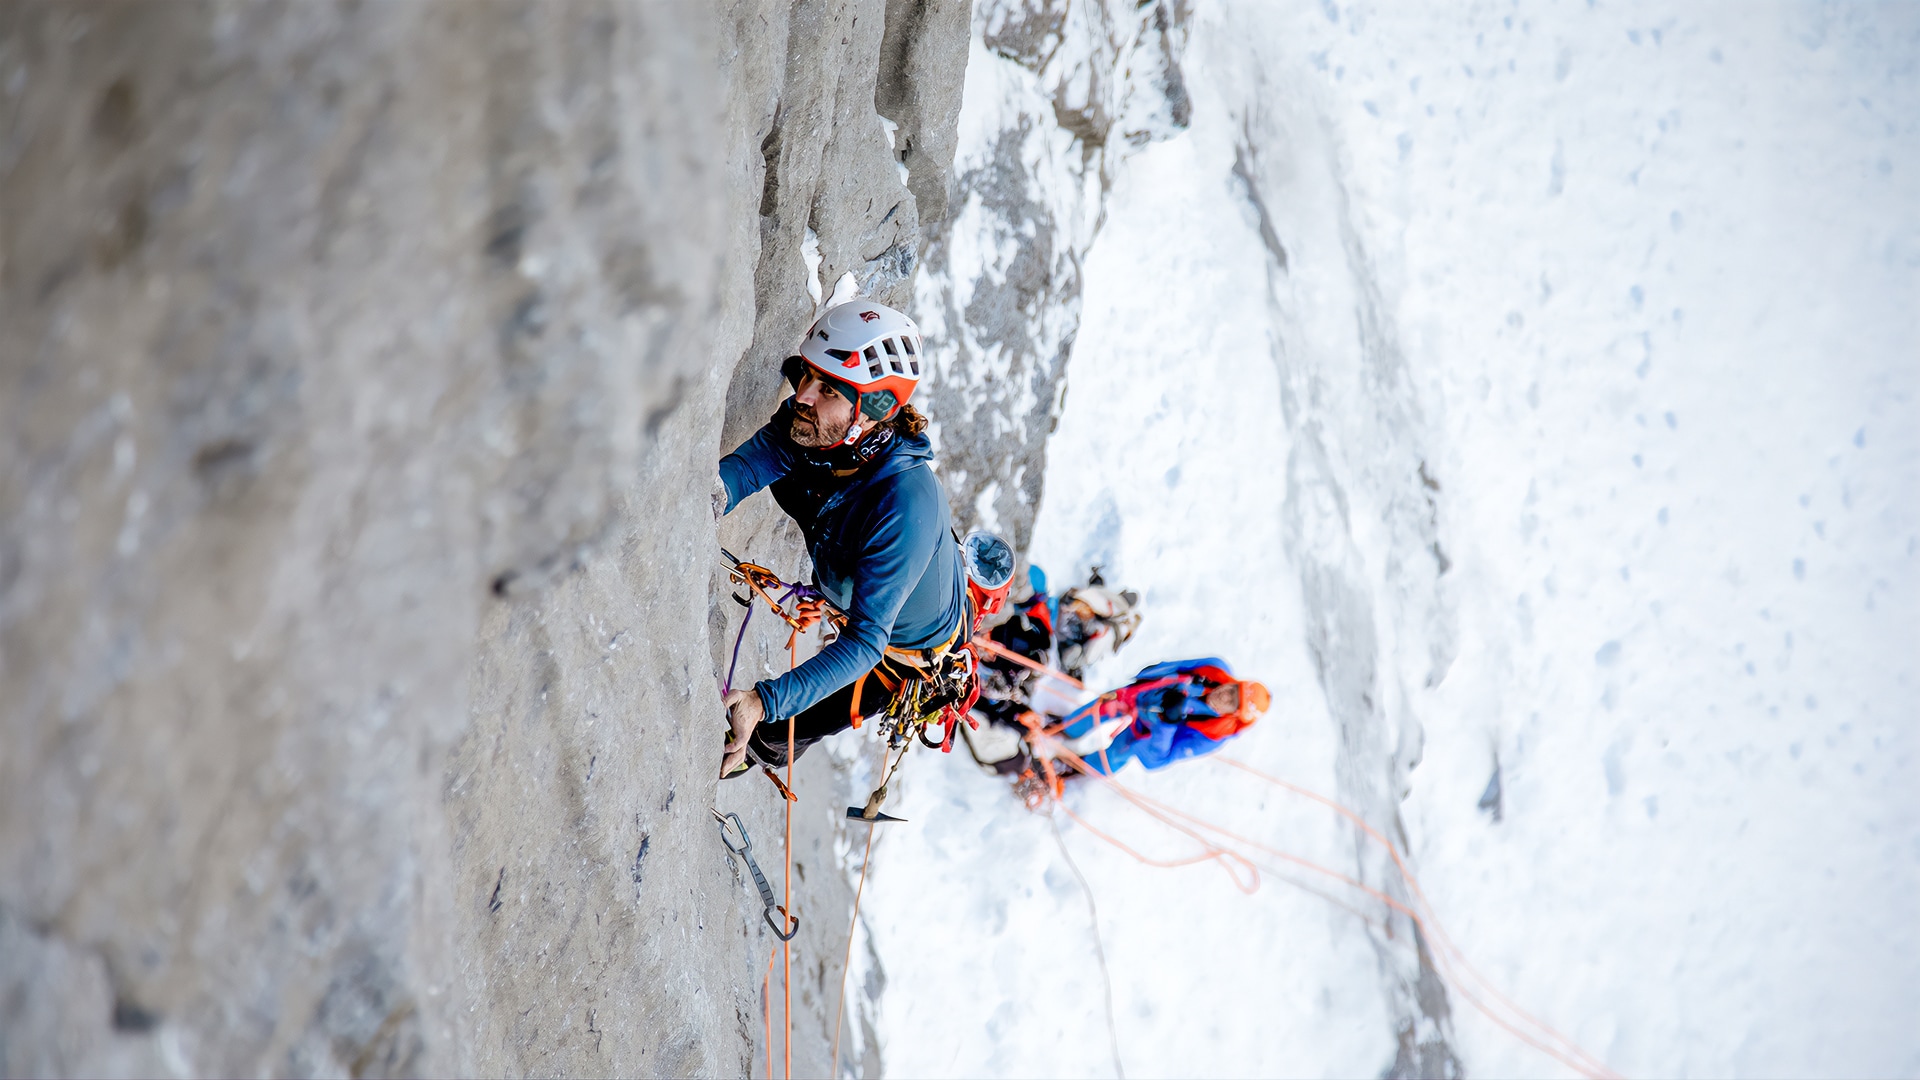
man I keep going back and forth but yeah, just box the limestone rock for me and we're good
[0,2,969,1074]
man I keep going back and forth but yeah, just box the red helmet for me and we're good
[791,301,925,423]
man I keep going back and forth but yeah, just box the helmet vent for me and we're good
[909,358,920,375]
[882,338,899,355]
[901,337,916,355]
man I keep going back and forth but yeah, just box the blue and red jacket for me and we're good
[719,404,967,721]
[1058,658,1256,774]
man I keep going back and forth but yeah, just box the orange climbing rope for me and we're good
[782,703,795,1080]
[1024,742,1620,1079]
[1068,765,1595,1074]
[733,554,1613,1077]
[831,742,892,1077]
[726,556,809,1080]
[730,557,896,1080]
[971,634,1087,689]
[1212,757,1621,1080]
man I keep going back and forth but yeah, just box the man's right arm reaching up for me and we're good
[716,418,798,515]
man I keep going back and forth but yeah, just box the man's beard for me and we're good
[789,403,853,448]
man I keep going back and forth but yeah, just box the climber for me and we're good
[715,300,969,778]
[1053,567,1142,682]
[977,564,1142,702]
[976,564,1057,705]
[1051,658,1269,775]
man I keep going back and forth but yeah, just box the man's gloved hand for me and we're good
[720,688,766,778]
[711,474,729,522]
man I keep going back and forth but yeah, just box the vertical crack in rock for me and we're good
[920,0,1194,558]
[1241,100,1464,1074]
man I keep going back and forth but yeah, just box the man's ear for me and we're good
[861,388,899,421]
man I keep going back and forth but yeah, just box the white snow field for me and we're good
[858,3,1917,1077]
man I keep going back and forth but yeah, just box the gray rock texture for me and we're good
[917,0,1193,558]
[0,2,968,1075]
[1230,78,1464,1080]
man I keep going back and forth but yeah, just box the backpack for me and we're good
[1055,584,1142,679]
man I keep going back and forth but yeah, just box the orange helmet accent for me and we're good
[1240,680,1271,718]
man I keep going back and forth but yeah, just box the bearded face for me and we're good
[788,366,859,448]
[1204,682,1242,717]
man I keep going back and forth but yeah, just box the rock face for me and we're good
[917,0,1194,557]
[1229,75,1464,1080]
[0,2,968,1075]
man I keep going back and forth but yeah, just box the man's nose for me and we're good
[793,379,824,408]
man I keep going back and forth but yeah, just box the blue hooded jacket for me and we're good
[719,404,967,721]
[1058,658,1244,774]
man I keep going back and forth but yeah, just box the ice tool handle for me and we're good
[712,809,799,941]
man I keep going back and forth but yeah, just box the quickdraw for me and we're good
[712,808,799,941]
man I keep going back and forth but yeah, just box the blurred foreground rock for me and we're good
[0,2,967,1075]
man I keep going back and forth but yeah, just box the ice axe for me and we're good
[847,784,907,824]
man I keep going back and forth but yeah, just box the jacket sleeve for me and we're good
[718,420,798,514]
[754,473,943,720]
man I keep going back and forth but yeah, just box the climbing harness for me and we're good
[712,809,799,941]
[720,547,997,820]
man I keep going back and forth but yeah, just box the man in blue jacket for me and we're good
[1055,658,1270,774]
[717,300,967,778]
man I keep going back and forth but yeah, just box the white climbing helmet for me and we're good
[794,300,925,422]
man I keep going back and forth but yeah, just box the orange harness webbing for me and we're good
[846,616,966,729]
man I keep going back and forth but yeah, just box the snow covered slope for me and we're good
[861,3,1917,1077]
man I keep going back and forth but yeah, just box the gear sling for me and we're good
[730,530,1015,769]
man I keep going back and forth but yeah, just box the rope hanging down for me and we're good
[1049,810,1126,1080]
[830,742,896,1078]
[719,550,817,1080]
[718,552,1614,1079]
